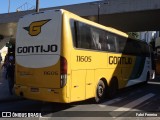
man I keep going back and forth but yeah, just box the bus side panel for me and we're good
[70,50,123,101]
[106,53,136,88]
[126,57,149,86]
[70,50,97,101]
[85,70,95,99]
[120,55,137,87]
[129,56,146,80]
[70,70,86,102]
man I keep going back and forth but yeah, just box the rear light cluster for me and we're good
[60,56,67,88]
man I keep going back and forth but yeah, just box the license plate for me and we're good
[31,88,39,92]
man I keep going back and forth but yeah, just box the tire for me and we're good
[95,80,106,103]
[108,78,118,98]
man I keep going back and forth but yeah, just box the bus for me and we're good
[15,9,154,103]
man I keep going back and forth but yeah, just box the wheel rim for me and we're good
[98,85,104,97]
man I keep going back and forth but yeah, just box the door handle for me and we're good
[87,83,92,85]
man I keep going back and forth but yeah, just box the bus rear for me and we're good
[15,10,67,102]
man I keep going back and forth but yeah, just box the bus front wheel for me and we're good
[95,80,106,103]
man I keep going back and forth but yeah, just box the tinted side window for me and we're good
[116,36,127,53]
[97,29,118,52]
[122,38,150,57]
[123,39,134,55]
[142,43,150,57]
[72,20,118,52]
[70,19,149,57]
[105,33,117,52]
[76,22,92,49]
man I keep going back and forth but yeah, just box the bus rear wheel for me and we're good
[95,80,106,103]
[108,78,118,98]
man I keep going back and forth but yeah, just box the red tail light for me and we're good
[60,56,67,87]
[60,56,67,74]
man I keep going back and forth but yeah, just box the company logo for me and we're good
[24,19,51,36]
[109,56,132,65]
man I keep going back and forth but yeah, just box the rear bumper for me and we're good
[14,84,69,103]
